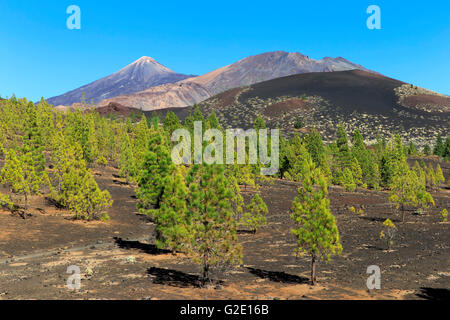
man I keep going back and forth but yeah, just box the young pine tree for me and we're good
[435,164,445,186]
[136,132,174,217]
[152,167,190,253]
[389,162,434,222]
[290,159,342,285]
[1,148,42,212]
[186,164,243,285]
[241,194,268,234]
[118,132,137,182]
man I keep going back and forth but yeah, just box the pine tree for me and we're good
[423,144,431,156]
[407,142,418,155]
[118,132,137,182]
[433,134,445,157]
[254,115,266,130]
[350,157,363,187]
[241,194,268,234]
[186,164,242,285]
[342,168,356,192]
[163,111,181,133]
[425,163,437,189]
[133,114,150,168]
[49,137,112,221]
[435,164,445,186]
[206,111,220,129]
[154,167,190,253]
[336,124,352,169]
[136,132,174,217]
[68,170,113,221]
[304,128,331,180]
[290,160,342,285]
[389,162,434,222]
[444,136,450,159]
[1,148,42,211]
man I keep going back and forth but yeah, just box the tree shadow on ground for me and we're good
[416,287,450,300]
[147,267,204,288]
[360,216,401,223]
[246,267,308,284]
[237,229,255,235]
[114,237,171,255]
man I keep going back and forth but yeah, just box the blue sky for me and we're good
[0,0,449,101]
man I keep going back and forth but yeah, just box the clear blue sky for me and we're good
[1,0,449,101]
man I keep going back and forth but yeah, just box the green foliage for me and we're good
[379,218,396,250]
[293,117,303,129]
[185,164,242,284]
[342,168,356,191]
[118,132,137,182]
[1,148,43,210]
[407,142,418,155]
[163,111,181,133]
[389,162,434,222]
[423,144,431,156]
[240,194,268,234]
[433,134,445,157]
[136,132,174,216]
[380,135,405,187]
[440,209,448,222]
[49,135,112,221]
[290,159,342,285]
[154,167,190,252]
[206,111,220,129]
[253,115,266,130]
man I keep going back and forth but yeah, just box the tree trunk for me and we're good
[401,204,405,222]
[202,260,209,286]
[311,254,317,285]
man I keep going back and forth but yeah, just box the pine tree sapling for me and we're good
[290,162,342,285]
[389,164,434,222]
[379,218,397,250]
[440,209,448,222]
[241,194,268,234]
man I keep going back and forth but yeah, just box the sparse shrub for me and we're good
[441,209,448,222]
[294,117,303,129]
[379,218,397,250]
[96,155,108,166]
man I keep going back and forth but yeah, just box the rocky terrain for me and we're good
[196,70,449,147]
[46,57,194,106]
[0,165,448,300]
[96,51,376,111]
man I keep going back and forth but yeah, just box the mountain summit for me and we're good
[46,57,193,106]
[97,51,377,111]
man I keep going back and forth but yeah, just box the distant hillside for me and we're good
[97,51,377,111]
[46,57,194,106]
[196,70,449,147]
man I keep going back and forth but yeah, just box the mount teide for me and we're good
[46,57,194,107]
[96,51,377,111]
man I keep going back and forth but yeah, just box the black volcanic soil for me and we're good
[196,70,449,145]
[0,165,449,300]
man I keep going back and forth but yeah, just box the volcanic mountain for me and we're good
[97,51,376,111]
[192,70,449,146]
[46,57,194,106]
